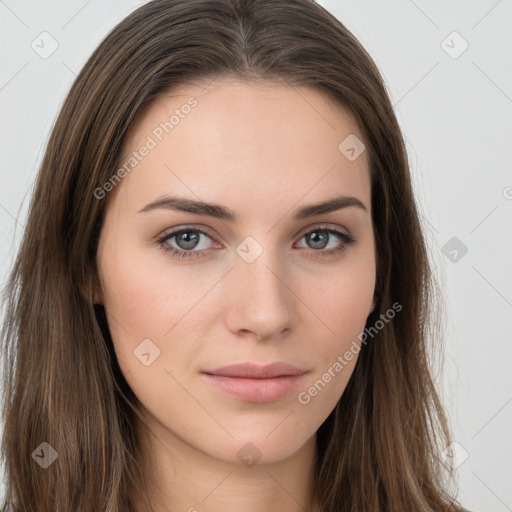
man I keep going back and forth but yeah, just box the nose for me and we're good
[224,248,295,341]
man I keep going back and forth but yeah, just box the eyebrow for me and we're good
[138,194,368,221]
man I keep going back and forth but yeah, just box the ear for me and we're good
[92,274,104,305]
[92,287,104,305]
[80,273,104,305]
[369,295,377,314]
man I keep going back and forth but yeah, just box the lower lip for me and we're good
[202,373,306,403]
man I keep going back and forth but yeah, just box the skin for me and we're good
[95,78,376,512]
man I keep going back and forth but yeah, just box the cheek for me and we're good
[296,258,375,397]
[98,241,222,379]
[100,242,201,334]
[301,256,375,342]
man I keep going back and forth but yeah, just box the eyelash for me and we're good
[156,224,356,260]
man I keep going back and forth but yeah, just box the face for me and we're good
[96,78,376,467]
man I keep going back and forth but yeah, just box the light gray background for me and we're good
[1,1,511,510]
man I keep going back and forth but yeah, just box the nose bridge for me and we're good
[227,235,293,338]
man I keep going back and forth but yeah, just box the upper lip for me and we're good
[203,362,308,379]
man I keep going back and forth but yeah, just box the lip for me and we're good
[205,362,307,378]
[202,362,308,403]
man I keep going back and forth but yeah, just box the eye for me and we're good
[156,224,355,260]
[295,224,355,259]
[157,227,216,260]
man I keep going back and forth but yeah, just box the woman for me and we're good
[0,0,470,510]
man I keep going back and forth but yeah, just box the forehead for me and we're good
[113,78,371,218]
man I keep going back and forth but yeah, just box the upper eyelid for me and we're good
[158,224,217,243]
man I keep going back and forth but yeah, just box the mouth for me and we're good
[201,362,308,403]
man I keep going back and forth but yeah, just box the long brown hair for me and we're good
[1,0,465,510]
